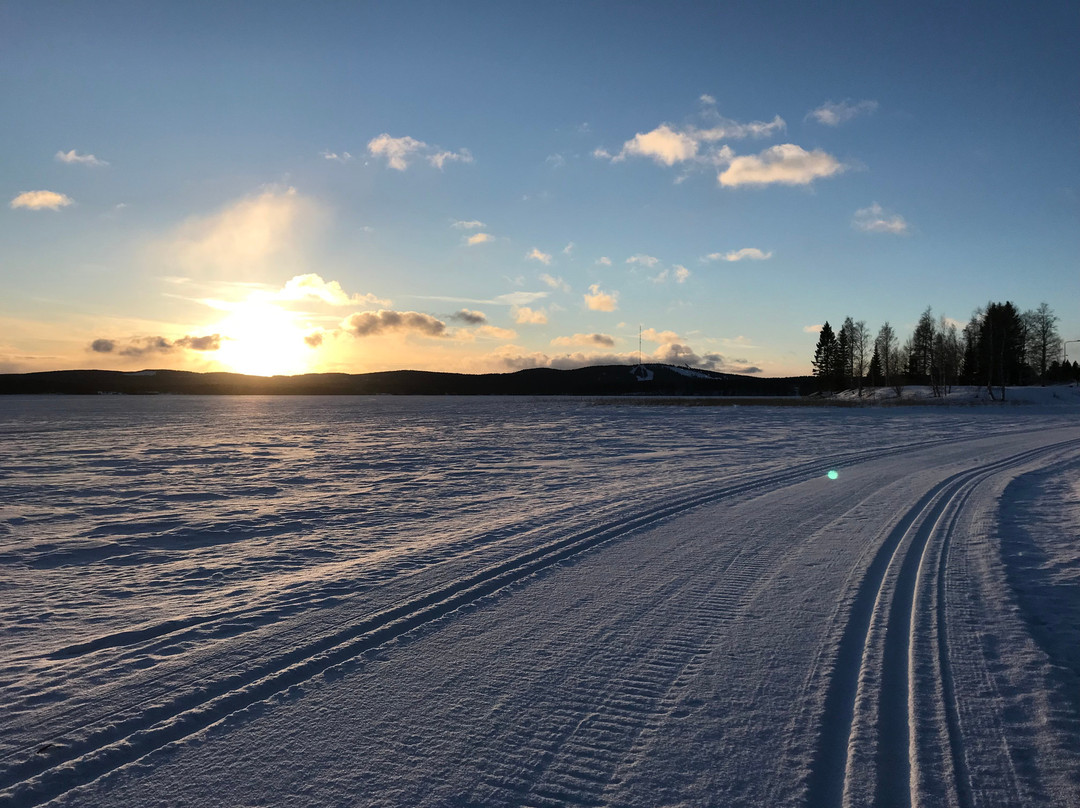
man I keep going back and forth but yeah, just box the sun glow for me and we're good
[213,300,315,376]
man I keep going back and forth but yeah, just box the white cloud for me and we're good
[703,248,774,262]
[808,99,879,126]
[651,265,691,284]
[55,149,108,167]
[539,273,570,292]
[584,284,618,312]
[341,310,446,338]
[546,153,566,168]
[598,113,785,170]
[275,274,388,307]
[320,151,353,163]
[699,94,716,105]
[695,115,786,142]
[429,148,473,170]
[616,124,699,166]
[467,232,495,246]
[513,306,548,324]
[368,134,426,170]
[803,324,823,333]
[596,256,612,266]
[852,202,909,234]
[367,134,472,171]
[562,242,574,255]
[551,333,616,348]
[495,291,548,306]
[476,324,517,340]
[718,144,845,187]
[592,147,613,160]
[626,253,660,268]
[452,219,485,229]
[642,328,680,344]
[527,248,553,265]
[10,190,74,211]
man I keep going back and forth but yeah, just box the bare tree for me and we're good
[876,321,896,388]
[852,320,869,396]
[889,339,908,398]
[1025,302,1060,385]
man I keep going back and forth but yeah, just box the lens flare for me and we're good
[827,470,839,480]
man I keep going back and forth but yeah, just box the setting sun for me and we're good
[212,300,314,376]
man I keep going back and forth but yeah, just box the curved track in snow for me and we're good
[805,439,1080,808]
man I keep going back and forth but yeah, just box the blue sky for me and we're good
[3,1,1077,376]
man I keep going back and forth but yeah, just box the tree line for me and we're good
[811,302,1075,400]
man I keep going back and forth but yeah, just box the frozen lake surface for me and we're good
[1,395,1079,806]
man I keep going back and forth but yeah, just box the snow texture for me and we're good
[1,394,1078,807]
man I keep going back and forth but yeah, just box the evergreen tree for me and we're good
[980,301,1026,399]
[834,326,850,389]
[910,306,936,384]
[960,310,983,384]
[812,322,837,391]
[867,346,882,387]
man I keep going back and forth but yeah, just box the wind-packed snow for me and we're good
[1,394,1078,807]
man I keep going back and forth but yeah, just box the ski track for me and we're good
[0,436,921,807]
[804,437,1080,808]
[1,398,1078,806]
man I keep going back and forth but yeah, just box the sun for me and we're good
[213,300,315,376]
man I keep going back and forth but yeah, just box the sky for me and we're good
[2,1,1077,377]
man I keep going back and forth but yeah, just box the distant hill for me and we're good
[0,365,813,397]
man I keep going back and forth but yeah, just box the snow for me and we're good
[1,394,1078,806]
[663,366,716,380]
[832,383,1080,407]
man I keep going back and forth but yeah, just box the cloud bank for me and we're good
[90,334,221,357]
[341,310,447,338]
[551,333,616,348]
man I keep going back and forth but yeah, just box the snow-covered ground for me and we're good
[832,383,1080,407]
[1,395,1078,806]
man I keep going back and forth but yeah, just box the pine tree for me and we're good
[910,307,936,384]
[812,322,837,391]
[867,346,882,387]
[980,301,1026,399]
[834,326,850,389]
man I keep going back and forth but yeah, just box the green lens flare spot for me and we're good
[827,470,839,480]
